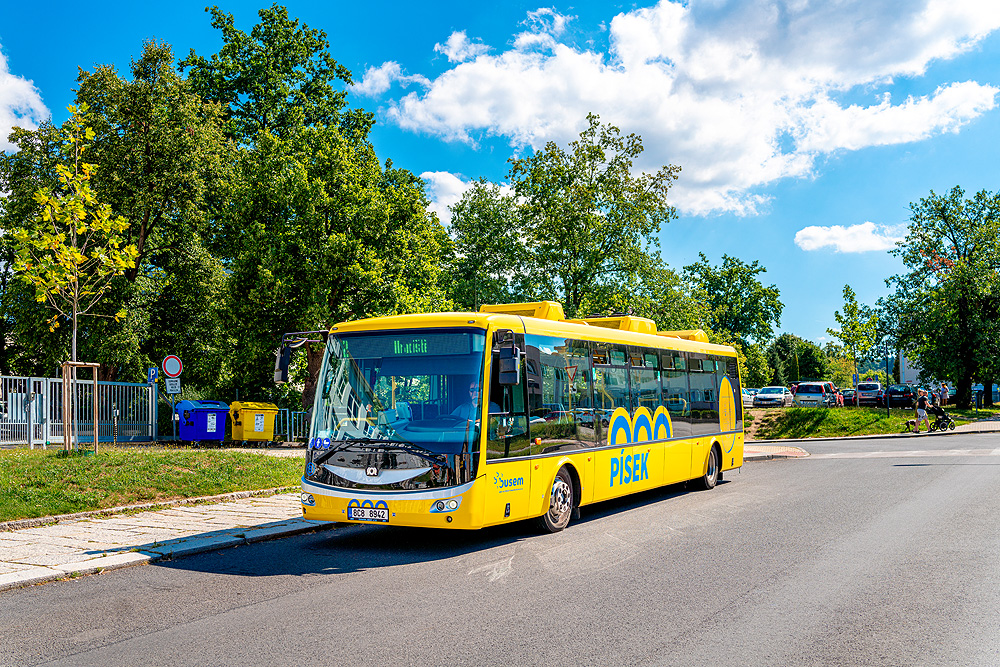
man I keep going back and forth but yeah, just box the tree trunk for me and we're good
[301,342,326,411]
[955,294,974,409]
[984,377,995,408]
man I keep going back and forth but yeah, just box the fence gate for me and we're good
[0,375,156,448]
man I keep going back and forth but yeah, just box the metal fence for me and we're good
[0,375,157,448]
[275,409,309,442]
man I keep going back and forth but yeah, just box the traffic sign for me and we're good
[162,355,183,378]
[164,377,181,395]
[147,367,159,384]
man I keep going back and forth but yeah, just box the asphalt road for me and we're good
[3,433,1000,666]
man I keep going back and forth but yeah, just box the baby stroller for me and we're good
[927,403,955,432]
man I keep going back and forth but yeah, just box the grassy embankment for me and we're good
[0,448,303,523]
[748,406,997,440]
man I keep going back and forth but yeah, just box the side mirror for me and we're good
[496,329,521,386]
[274,345,292,384]
[273,330,328,384]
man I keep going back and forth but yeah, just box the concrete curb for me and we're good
[0,486,298,533]
[743,452,803,462]
[747,424,1000,446]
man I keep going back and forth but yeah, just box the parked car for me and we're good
[742,388,754,408]
[793,381,836,407]
[885,384,917,408]
[821,381,842,407]
[753,386,793,407]
[841,388,858,406]
[857,381,882,407]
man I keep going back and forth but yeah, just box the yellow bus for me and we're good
[292,301,744,532]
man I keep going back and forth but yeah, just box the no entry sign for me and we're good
[162,355,183,378]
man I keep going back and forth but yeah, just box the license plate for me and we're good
[348,507,389,522]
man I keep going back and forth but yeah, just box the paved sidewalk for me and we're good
[0,492,333,592]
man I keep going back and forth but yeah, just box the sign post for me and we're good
[162,356,183,440]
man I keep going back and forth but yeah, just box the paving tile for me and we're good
[0,562,35,575]
[14,551,115,567]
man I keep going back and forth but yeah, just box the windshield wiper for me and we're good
[312,438,446,467]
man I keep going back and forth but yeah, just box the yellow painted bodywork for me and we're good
[305,306,745,529]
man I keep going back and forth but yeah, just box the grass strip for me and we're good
[0,449,303,523]
[750,406,997,440]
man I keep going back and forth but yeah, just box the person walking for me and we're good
[914,389,931,433]
[939,384,948,406]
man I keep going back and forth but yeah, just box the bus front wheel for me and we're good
[539,467,574,533]
[694,446,720,491]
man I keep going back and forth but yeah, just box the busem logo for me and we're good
[493,471,525,493]
[610,449,649,487]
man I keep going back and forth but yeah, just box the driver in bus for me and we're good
[452,380,500,420]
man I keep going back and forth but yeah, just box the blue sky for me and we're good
[3,1,1000,345]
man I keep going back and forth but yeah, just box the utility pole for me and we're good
[884,338,890,418]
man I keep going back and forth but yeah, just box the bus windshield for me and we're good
[308,329,487,490]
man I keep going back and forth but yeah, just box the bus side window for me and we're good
[661,353,691,439]
[486,341,529,460]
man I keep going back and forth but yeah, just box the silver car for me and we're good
[794,381,835,407]
[753,386,793,407]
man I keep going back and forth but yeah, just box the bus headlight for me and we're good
[300,493,315,506]
[429,497,462,513]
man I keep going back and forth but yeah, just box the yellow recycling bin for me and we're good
[229,401,279,445]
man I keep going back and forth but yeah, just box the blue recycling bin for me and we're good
[175,400,230,444]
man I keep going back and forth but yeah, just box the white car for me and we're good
[753,386,793,407]
[742,388,754,408]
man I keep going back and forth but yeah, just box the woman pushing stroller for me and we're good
[927,392,955,431]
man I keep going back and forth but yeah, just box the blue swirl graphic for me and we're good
[632,408,653,443]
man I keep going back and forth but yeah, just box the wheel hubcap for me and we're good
[549,477,572,521]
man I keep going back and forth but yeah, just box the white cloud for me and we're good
[421,171,471,224]
[794,221,906,253]
[352,62,430,97]
[374,0,1000,215]
[0,47,49,152]
[434,32,490,63]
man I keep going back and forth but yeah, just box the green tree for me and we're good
[767,333,828,383]
[9,106,138,363]
[886,186,1000,408]
[2,41,232,382]
[508,113,680,318]
[446,179,533,310]
[683,253,783,346]
[180,4,360,143]
[578,254,707,331]
[182,6,451,406]
[220,129,451,404]
[826,285,879,386]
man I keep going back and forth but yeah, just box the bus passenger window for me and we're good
[688,353,719,435]
[661,354,691,439]
[486,340,528,460]
[524,335,595,454]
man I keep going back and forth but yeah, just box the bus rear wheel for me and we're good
[539,467,574,533]
[694,446,720,490]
